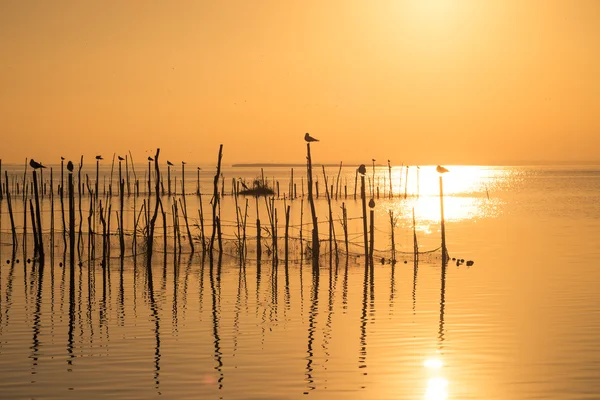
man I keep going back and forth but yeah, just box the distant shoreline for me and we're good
[232,163,363,168]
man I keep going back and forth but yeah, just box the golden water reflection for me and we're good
[384,165,506,224]
[424,357,448,400]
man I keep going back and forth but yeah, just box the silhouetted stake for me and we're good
[315,180,319,199]
[360,172,368,269]
[335,161,342,200]
[277,181,280,199]
[198,187,206,254]
[322,166,335,267]
[95,158,100,200]
[242,198,248,260]
[99,200,107,267]
[109,154,115,197]
[6,179,17,251]
[77,156,83,257]
[119,179,125,257]
[285,204,290,267]
[294,183,297,199]
[256,198,261,266]
[387,160,392,199]
[306,142,319,272]
[30,200,39,259]
[353,169,358,200]
[60,182,66,250]
[369,202,375,267]
[209,145,224,266]
[341,202,348,255]
[299,198,304,265]
[146,149,162,269]
[234,184,243,264]
[302,177,305,198]
[167,163,172,196]
[22,183,28,261]
[412,207,418,262]
[147,159,152,195]
[129,151,137,197]
[290,168,294,199]
[439,175,447,261]
[68,169,75,271]
[0,159,2,200]
[160,200,167,256]
[50,170,54,253]
[87,197,94,259]
[126,153,131,196]
[389,210,396,264]
[32,170,44,265]
[197,168,201,196]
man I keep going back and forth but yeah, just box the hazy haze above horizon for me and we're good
[1,0,598,165]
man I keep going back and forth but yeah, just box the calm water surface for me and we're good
[1,165,599,399]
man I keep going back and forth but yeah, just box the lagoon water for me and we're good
[1,164,599,399]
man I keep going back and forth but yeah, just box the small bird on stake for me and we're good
[167,160,173,166]
[96,155,103,160]
[436,165,449,174]
[369,198,376,208]
[358,164,367,175]
[67,161,74,172]
[118,156,125,161]
[148,156,154,162]
[29,159,46,169]
[304,132,319,142]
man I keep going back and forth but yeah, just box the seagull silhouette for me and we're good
[182,161,186,165]
[118,156,125,161]
[368,198,376,208]
[304,132,319,142]
[67,161,74,172]
[96,155,103,160]
[29,159,46,169]
[148,157,154,161]
[167,160,173,166]
[61,156,65,161]
[357,164,367,175]
[436,165,449,174]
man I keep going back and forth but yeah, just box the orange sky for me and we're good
[1,1,598,165]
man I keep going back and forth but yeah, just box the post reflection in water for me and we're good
[304,268,319,393]
[424,255,450,400]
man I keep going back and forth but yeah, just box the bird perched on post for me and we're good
[304,132,319,142]
[436,165,449,174]
[29,159,46,169]
[167,160,173,166]
[358,164,367,175]
[118,156,125,161]
[61,156,65,161]
[369,198,376,208]
[96,155,103,160]
[67,161,74,172]
[148,156,154,161]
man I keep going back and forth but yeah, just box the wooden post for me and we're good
[369,200,375,267]
[439,176,447,261]
[360,171,368,269]
[209,145,224,266]
[306,142,319,272]
[68,168,75,270]
[32,170,44,264]
[285,205,290,267]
